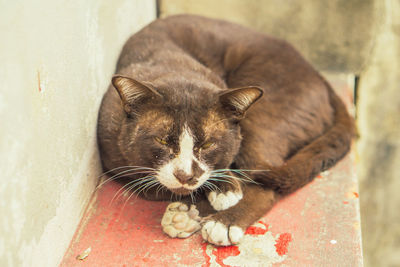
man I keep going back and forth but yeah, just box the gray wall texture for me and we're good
[357,0,400,266]
[0,1,155,266]
[160,0,377,73]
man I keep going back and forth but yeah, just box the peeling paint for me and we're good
[275,233,292,256]
[202,221,291,267]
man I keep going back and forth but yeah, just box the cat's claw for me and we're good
[201,220,244,246]
[161,202,201,238]
[207,190,243,211]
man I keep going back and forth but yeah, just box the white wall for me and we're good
[0,1,156,266]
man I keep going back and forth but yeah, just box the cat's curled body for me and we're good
[97,15,354,246]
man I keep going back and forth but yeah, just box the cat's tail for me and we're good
[253,79,355,195]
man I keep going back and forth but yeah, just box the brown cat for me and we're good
[97,14,354,246]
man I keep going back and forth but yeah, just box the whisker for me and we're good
[208,177,237,187]
[97,170,156,190]
[120,190,138,214]
[190,191,195,204]
[110,182,136,206]
[110,176,154,204]
[155,184,165,199]
[211,168,271,173]
[161,186,168,196]
[142,180,160,195]
[128,177,158,194]
[119,178,158,210]
[194,189,201,199]
[211,174,245,182]
[209,181,221,191]
[211,169,268,180]
[229,169,252,178]
[98,169,137,189]
[130,180,154,196]
[210,173,260,185]
[203,180,222,193]
[98,165,156,179]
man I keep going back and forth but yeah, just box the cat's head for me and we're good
[112,75,262,195]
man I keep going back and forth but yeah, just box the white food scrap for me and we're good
[76,247,92,260]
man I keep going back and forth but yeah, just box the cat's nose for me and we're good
[173,170,194,184]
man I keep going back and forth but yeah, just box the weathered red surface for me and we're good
[61,75,362,266]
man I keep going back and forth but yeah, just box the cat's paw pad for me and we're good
[207,190,243,211]
[161,202,201,238]
[201,220,244,246]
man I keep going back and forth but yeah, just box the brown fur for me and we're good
[97,14,354,242]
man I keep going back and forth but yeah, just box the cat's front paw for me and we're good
[207,189,243,211]
[161,202,201,238]
[201,220,244,246]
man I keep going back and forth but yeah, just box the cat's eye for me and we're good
[154,136,168,145]
[201,141,214,149]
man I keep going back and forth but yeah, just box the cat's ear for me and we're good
[112,75,162,115]
[219,87,263,119]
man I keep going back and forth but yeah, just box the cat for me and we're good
[97,14,354,246]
